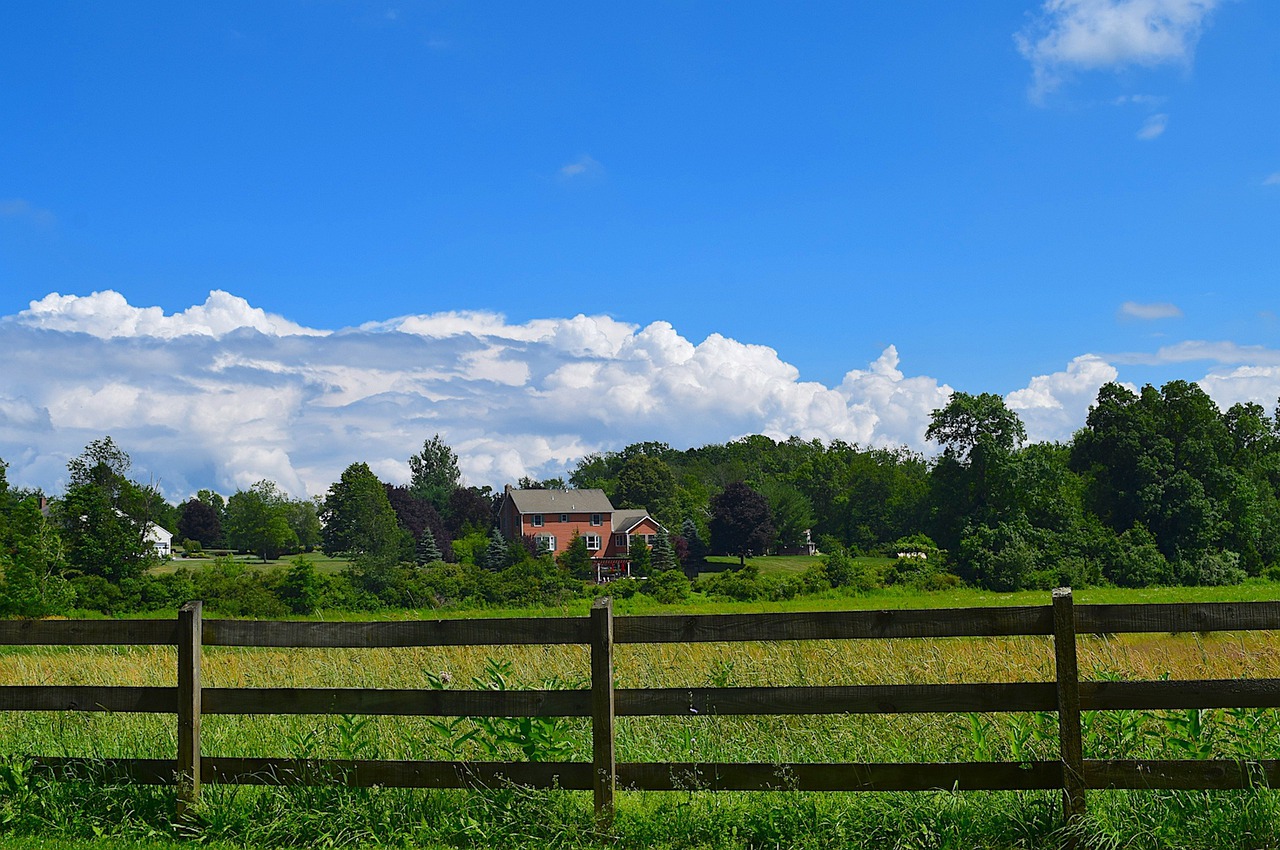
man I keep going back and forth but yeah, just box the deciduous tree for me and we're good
[710,482,774,567]
[408,435,461,510]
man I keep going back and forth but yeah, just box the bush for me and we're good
[641,569,691,604]
[278,556,324,614]
[192,557,288,617]
[1175,550,1247,587]
[601,577,640,598]
[696,565,802,602]
[1104,526,1172,588]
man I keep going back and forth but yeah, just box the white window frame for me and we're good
[531,514,544,528]
[614,534,629,551]
[536,533,556,552]
[590,513,602,527]
[560,513,569,523]
[584,534,601,551]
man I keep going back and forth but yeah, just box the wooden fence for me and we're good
[3,588,1280,834]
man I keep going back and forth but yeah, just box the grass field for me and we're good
[153,551,353,576]
[4,584,1280,848]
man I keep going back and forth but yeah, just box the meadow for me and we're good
[3,583,1280,849]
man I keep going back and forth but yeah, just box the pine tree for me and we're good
[415,527,443,565]
[682,518,708,565]
[482,528,508,571]
[651,532,678,573]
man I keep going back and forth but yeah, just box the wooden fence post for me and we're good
[176,600,203,823]
[590,596,616,829]
[1052,587,1086,840]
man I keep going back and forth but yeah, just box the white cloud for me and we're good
[1197,366,1280,410]
[559,155,603,179]
[1118,300,1183,320]
[15,290,326,339]
[1137,113,1169,139]
[1017,0,1220,99]
[1110,340,1280,366]
[1264,173,1280,186]
[1006,354,1122,441]
[10,290,1280,503]
[0,291,957,501]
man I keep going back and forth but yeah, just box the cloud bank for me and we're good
[3,290,1279,501]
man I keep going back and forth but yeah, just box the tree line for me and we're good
[4,379,1280,616]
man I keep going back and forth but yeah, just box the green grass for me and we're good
[702,553,897,576]
[152,551,352,576]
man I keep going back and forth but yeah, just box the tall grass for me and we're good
[3,621,1280,847]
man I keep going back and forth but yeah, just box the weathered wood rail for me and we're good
[3,589,1280,834]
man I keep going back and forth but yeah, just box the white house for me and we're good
[145,523,173,558]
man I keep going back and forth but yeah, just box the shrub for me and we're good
[277,556,324,614]
[641,569,691,604]
[697,565,802,602]
[822,548,878,592]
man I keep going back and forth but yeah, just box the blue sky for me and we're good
[2,1,1279,498]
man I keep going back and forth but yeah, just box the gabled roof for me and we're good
[506,488,614,514]
[612,510,666,534]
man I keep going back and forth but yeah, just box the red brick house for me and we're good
[496,486,667,582]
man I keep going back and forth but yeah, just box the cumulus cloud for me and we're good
[1017,0,1220,99]
[1118,300,1183,320]
[1137,113,1169,139]
[0,291,954,500]
[15,290,326,339]
[1006,355,1123,441]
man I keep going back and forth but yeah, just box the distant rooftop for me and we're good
[505,488,614,514]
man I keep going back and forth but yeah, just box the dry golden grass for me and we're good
[5,625,1280,766]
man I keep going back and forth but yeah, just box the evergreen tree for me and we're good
[681,518,708,565]
[482,528,509,571]
[556,531,592,580]
[650,531,678,573]
[416,527,443,565]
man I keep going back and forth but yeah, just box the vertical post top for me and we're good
[593,596,613,612]
[1052,587,1073,601]
[180,600,203,616]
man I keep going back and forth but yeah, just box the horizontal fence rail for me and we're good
[4,591,1280,832]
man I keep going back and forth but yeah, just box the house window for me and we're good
[531,514,544,527]
[536,534,556,552]
[614,534,629,551]
[560,513,569,523]
[584,534,601,551]
[590,513,602,526]
[630,534,648,551]
[645,534,658,547]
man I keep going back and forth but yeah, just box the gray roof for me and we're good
[611,510,652,533]
[507,488,614,514]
